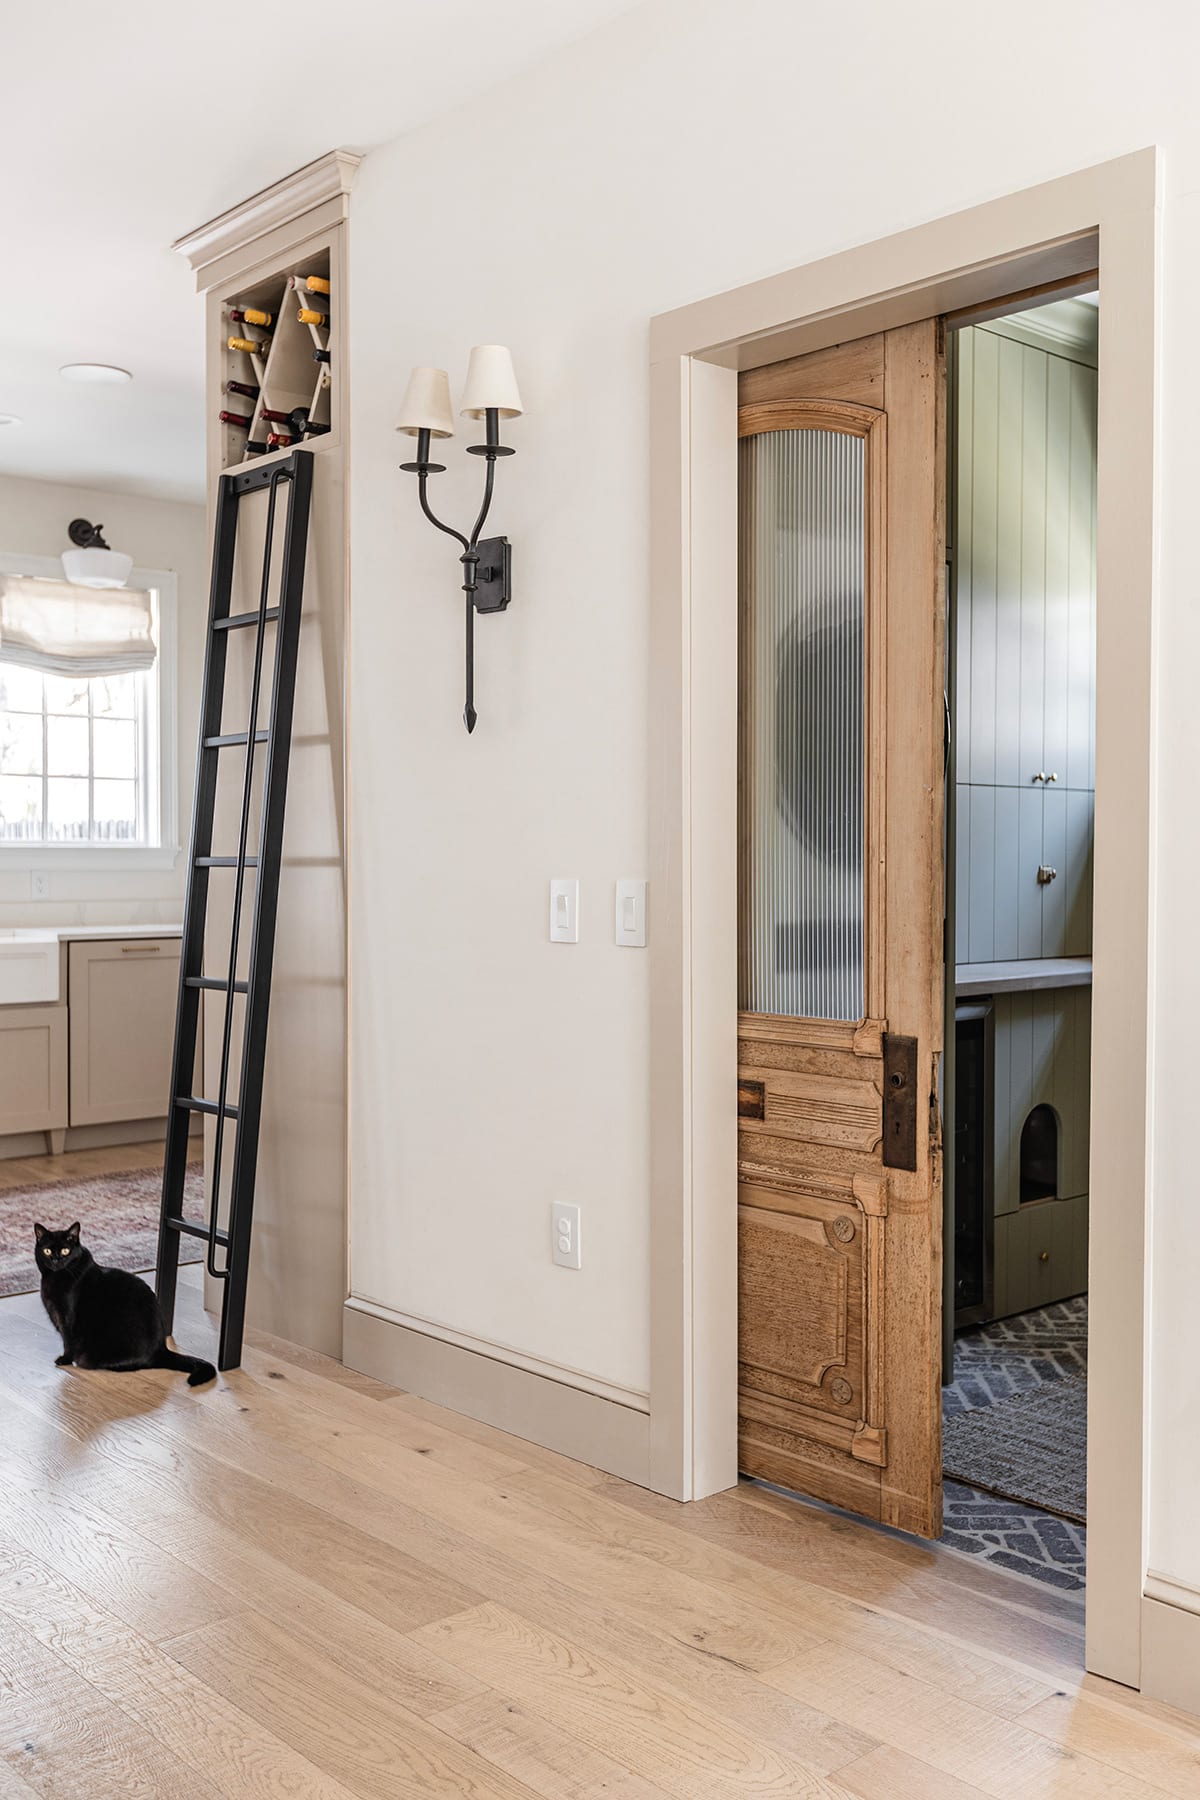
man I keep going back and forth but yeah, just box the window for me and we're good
[0,559,178,865]
[0,648,157,845]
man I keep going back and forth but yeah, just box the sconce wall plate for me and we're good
[473,536,511,614]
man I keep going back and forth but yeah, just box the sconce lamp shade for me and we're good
[460,345,523,420]
[396,367,455,438]
[60,547,134,589]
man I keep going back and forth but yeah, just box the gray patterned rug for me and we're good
[0,1163,203,1298]
[941,1297,1088,1590]
[943,1372,1087,1523]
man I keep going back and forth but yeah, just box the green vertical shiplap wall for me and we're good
[953,305,1096,1318]
[955,318,1096,965]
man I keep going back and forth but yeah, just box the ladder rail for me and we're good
[154,473,238,1336]
[219,450,314,1369]
[205,465,288,1282]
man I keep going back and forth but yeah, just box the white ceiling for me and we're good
[0,0,639,508]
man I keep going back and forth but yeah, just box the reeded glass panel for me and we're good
[738,426,866,1021]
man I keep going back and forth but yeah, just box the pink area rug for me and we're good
[0,1163,203,1298]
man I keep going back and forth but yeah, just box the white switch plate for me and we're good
[549,879,579,943]
[551,1201,582,1269]
[30,871,50,902]
[614,879,646,947]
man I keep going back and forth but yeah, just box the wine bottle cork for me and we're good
[297,308,329,327]
[228,336,270,357]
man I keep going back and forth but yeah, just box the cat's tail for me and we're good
[153,1344,217,1387]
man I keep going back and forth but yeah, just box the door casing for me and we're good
[647,149,1159,1692]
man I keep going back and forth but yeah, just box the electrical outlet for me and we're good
[551,1201,581,1270]
[30,871,50,902]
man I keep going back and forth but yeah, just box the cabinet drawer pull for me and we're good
[120,944,162,954]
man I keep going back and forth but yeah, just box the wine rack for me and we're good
[218,252,334,474]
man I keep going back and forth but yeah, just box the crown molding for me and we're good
[173,149,361,285]
[978,295,1099,366]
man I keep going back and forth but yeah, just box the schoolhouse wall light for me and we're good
[396,345,522,733]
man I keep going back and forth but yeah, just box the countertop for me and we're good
[0,923,182,943]
[955,956,1093,997]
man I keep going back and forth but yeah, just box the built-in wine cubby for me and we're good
[217,249,335,474]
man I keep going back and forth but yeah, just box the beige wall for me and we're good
[0,473,206,929]
[347,0,1200,1602]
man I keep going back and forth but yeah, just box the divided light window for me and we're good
[0,624,159,847]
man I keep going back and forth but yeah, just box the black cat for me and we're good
[34,1222,216,1386]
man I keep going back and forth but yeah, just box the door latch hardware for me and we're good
[881,1033,919,1171]
[1037,864,1058,885]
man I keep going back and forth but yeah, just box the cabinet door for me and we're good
[0,1005,67,1135]
[68,939,181,1126]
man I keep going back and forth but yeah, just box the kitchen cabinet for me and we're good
[68,937,185,1127]
[0,1003,67,1139]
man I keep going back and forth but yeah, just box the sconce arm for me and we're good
[417,473,471,554]
[468,454,497,549]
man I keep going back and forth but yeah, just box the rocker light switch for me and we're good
[549,879,579,943]
[614,879,646,947]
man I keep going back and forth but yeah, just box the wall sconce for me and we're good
[396,345,521,733]
[61,519,133,589]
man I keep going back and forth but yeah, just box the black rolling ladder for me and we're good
[155,449,313,1371]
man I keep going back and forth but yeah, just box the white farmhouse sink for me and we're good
[0,929,61,1004]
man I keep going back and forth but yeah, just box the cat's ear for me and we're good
[66,1222,81,1242]
[33,1223,46,1242]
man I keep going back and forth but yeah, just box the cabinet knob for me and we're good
[1032,770,1060,783]
[1039,1249,1050,1262]
[1037,865,1058,885]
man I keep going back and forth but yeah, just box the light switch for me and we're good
[614,879,646,947]
[549,879,579,943]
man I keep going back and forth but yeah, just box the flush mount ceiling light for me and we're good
[61,519,133,589]
[396,345,522,734]
[59,363,133,385]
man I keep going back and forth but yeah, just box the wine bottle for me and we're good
[312,347,331,365]
[229,306,273,327]
[304,422,331,437]
[297,307,329,327]
[218,410,253,428]
[228,335,271,357]
[224,378,260,400]
[246,439,267,455]
[266,432,295,448]
[258,407,294,424]
[297,273,331,296]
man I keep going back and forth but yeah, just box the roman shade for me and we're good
[0,574,156,675]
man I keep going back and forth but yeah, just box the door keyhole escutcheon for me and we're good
[882,1033,919,1171]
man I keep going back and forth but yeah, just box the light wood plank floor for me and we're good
[2,1271,1198,1798]
[0,1138,201,1195]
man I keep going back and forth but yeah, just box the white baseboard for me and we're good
[1142,1593,1200,1715]
[343,1298,651,1488]
[1144,1570,1200,1618]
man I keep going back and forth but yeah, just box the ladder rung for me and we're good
[203,731,269,749]
[195,856,258,868]
[165,1216,230,1247]
[176,1095,239,1120]
[213,607,280,632]
[185,976,249,994]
